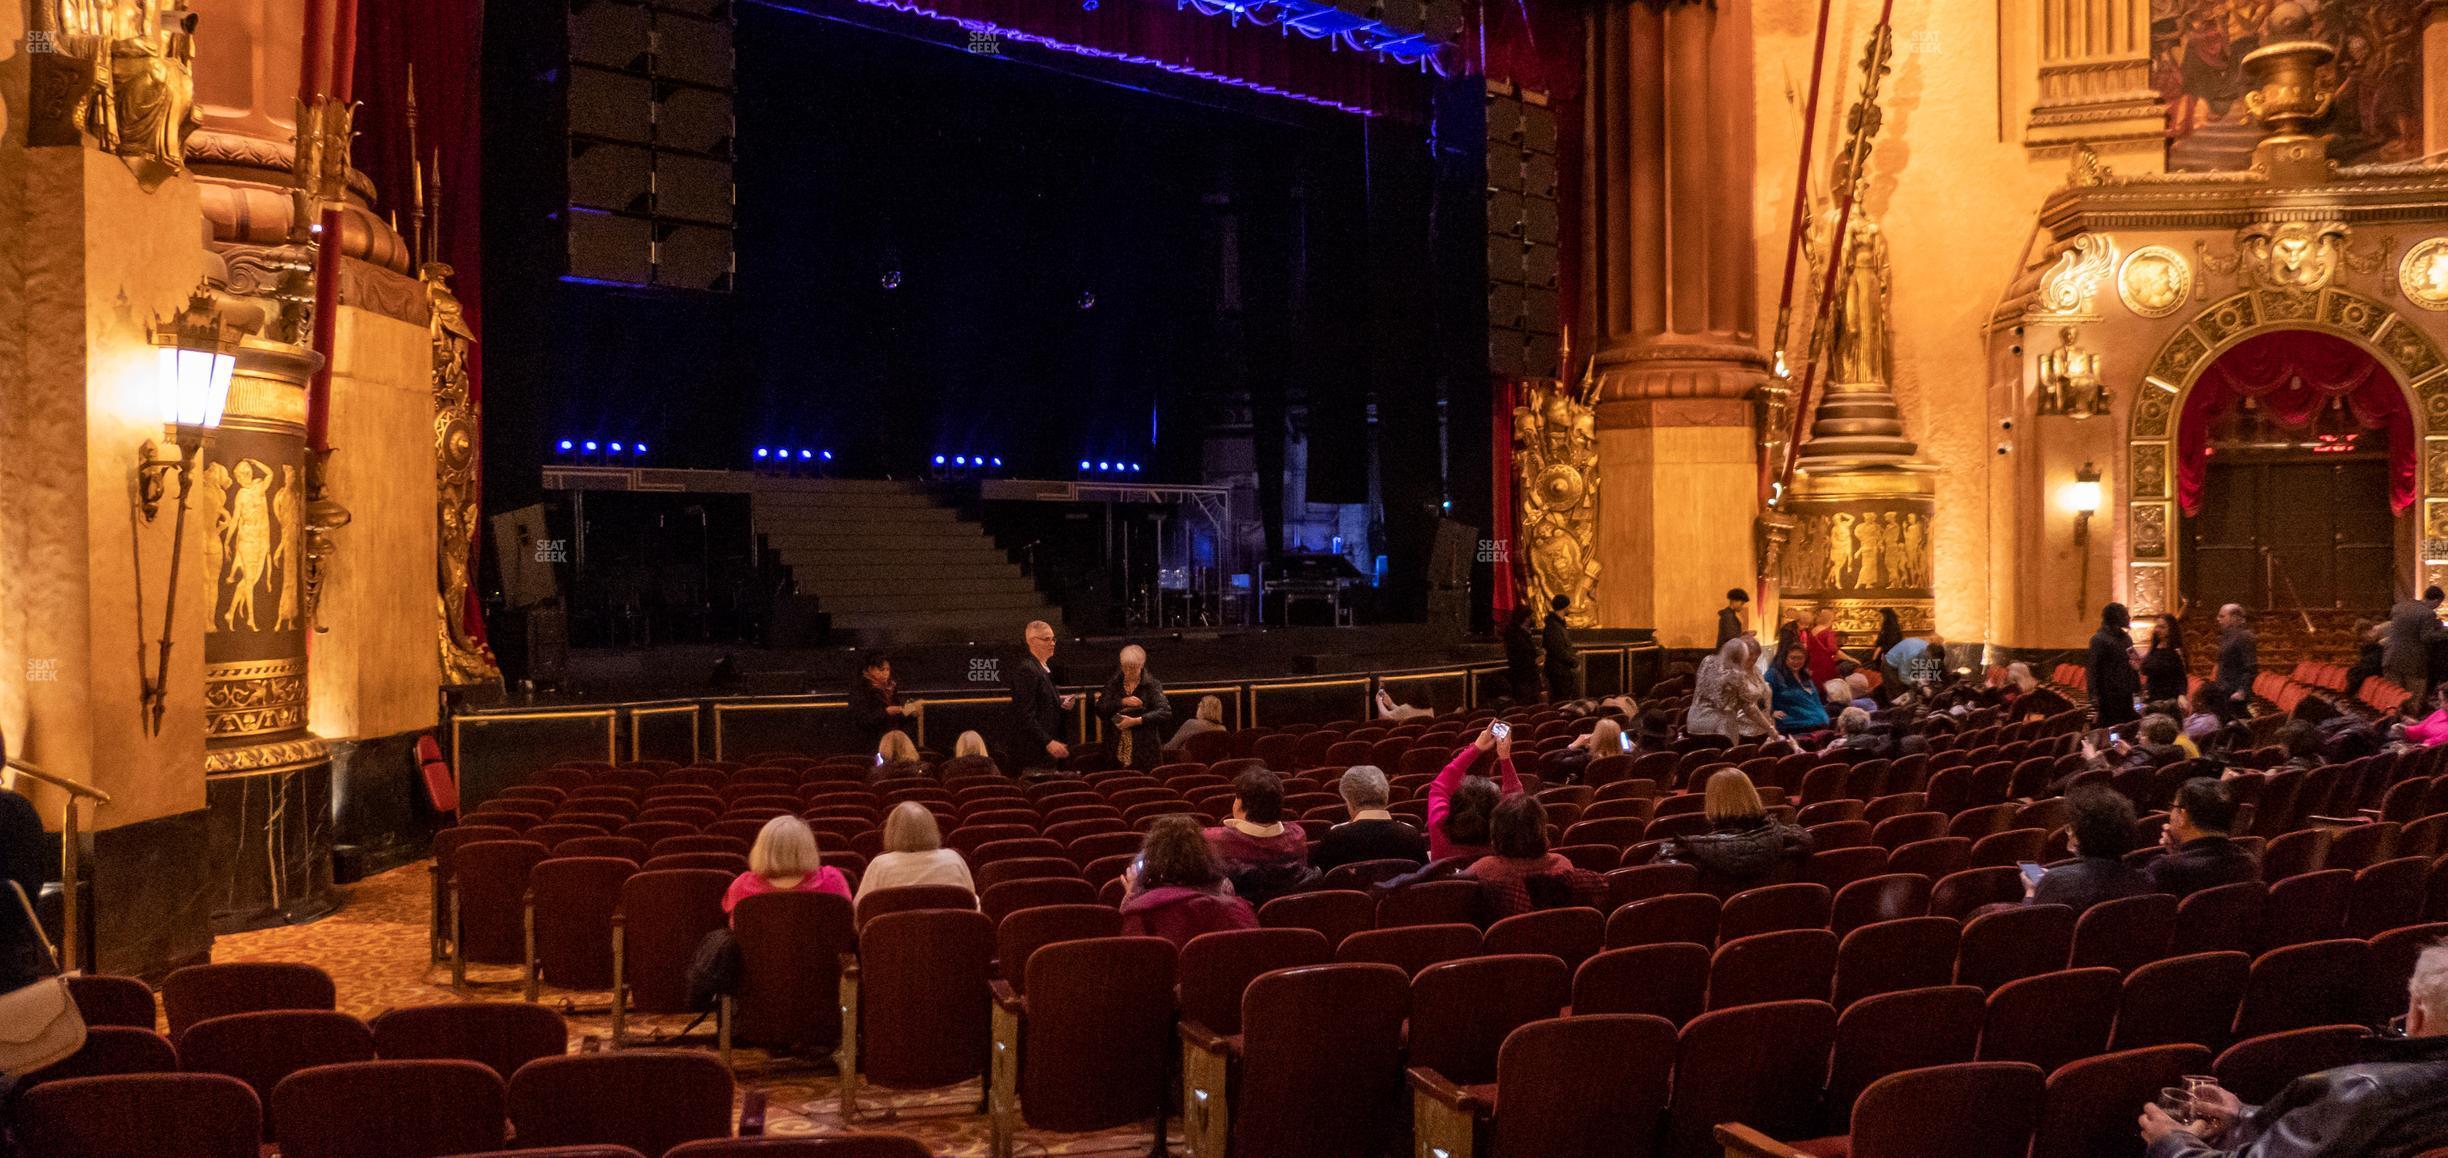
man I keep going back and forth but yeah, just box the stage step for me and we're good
[749,479,1063,645]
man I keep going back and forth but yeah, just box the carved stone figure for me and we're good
[275,463,302,631]
[223,459,273,631]
[201,459,231,631]
[1810,198,1893,388]
[2239,221,2350,294]
[1514,378,1601,629]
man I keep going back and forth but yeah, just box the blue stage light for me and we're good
[821,450,834,461]
[799,449,814,460]
[583,441,598,452]
[955,456,968,466]
[755,447,769,459]
[608,442,623,453]
[1079,460,1091,470]
[558,439,574,451]
[1130,462,1141,472]
[635,443,647,454]
[934,455,946,465]
[1098,461,1110,471]
[992,457,1003,467]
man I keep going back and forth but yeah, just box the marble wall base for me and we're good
[91,810,214,980]
[331,730,437,881]
[204,762,339,933]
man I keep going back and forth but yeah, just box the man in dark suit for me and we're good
[1311,766,1428,871]
[1717,589,1751,647]
[2089,602,2143,729]
[2213,603,2257,722]
[1007,619,1074,772]
[1543,595,1579,702]
[2144,777,2259,899]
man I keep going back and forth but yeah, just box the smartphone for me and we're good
[1490,721,1511,740]
[1618,732,1633,752]
[2108,731,2124,746]
[2018,861,2046,885]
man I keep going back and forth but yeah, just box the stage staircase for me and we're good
[750,478,1063,645]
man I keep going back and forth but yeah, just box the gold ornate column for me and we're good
[427,263,499,687]
[1583,0,1768,647]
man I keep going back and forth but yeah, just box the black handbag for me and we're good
[683,927,741,1012]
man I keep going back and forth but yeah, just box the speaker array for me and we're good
[564,0,737,291]
[1484,82,1560,379]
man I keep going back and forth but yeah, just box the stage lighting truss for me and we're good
[1176,0,1455,71]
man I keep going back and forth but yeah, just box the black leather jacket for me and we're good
[2147,1034,2448,1158]
[1661,818,1813,896]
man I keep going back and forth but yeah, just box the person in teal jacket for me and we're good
[1766,638,1831,735]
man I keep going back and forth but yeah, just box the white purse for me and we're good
[0,881,86,1076]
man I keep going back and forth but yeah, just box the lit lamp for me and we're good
[2066,461,2103,617]
[135,290,240,733]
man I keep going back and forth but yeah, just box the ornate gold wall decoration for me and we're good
[1514,379,1600,628]
[1781,508,1932,593]
[2132,503,2169,559]
[2036,327,2107,418]
[2118,247,2191,318]
[427,264,502,686]
[2238,221,2349,295]
[27,1,202,188]
[203,658,307,738]
[2129,564,2170,618]
[2131,443,2167,499]
[2036,235,2119,317]
[2401,239,2448,312]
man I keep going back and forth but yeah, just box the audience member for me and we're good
[939,730,999,779]
[2025,787,2152,913]
[1375,689,1434,721]
[1824,707,1882,756]
[2345,616,2386,698]
[1098,644,1172,770]
[2377,587,2447,707]
[1504,605,1544,705]
[1164,695,1228,754]
[2003,661,2075,722]
[1311,766,1428,870]
[1427,723,1522,863]
[2213,604,2258,722]
[1202,769,1312,902]
[2403,685,2448,748]
[2141,614,2190,703]
[2139,941,2448,1157]
[1718,588,1751,647]
[724,816,852,917]
[2274,720,2325,771]
[848,651,915,749]
[854,802,976,901]
[2082,714,2187,776]
[1467,795,1605,920]
[1658,770,1813,895]
[1543,595,1579,701]
[872,730,924,781]
[1766,639,1831,736]
[2090,602,2144,728]
[1881,630,1945,690]
[2145,778,2259,898]
[1118,815,1257,948]
[0,773,46,992]
[1842,672,1878,711]
[1865,608,1904,673]
[1803,606,1852,686]
[1007,619,1075,770]
[1550,717,1628,781]
[1690,636,1776,741]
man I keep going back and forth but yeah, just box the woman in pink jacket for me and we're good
[1425,721,1525,863]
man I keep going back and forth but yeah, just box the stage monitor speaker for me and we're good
[491,504,565,610]
[567,3,649,69]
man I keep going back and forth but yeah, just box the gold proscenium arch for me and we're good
[2124,286,2448,618]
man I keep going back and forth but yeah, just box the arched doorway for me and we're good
[2175,329,2412,616]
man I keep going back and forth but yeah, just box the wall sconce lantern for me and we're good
[135,290,239,733]
[2066,461,2103,547]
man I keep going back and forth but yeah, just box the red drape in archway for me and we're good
[2176,328,2416,515]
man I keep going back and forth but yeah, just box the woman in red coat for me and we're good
[1118,815,1256,948]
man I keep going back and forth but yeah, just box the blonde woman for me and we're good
[1553,716,1628,782]
[856,802,976,901]
[941,729,1000,779]
[1658,770,1813,896]
[723,815,851,917]
[873,730,923,781]
[1164,695,1227,755]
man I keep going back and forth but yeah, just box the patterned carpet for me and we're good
[218,862,1178,1156]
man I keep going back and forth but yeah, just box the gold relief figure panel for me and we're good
[220,460,275,632]
[2427,501,2448,545]
[2376,319,2446,381]
[1784,507,1932,596]
[2149,329,2209,391]
[2133,503,2170,560]
[2129,564,2169,619]
[2403,239,2448,312]
[2131,443,2168,500]
[2429,440,2448,496]
[200,459,232,634]
[1513,380,1600,628]
[2118,247,2191,319]
[2255,289,2319,323]
[2238,222,2349,296]
[2194,294,2259,347]
[2323,291,2389,338]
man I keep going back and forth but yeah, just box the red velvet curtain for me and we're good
[352,0,488,642]
[2176,328,2416,515]
[849,0,1435,118]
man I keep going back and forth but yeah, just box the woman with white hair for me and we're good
[1098,643,1172,770]
[723,815,851,919]
[940,729,1000,779]
[1163,695,1227,756]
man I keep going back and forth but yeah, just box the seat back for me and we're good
[2169,881,2266,956]
[176,1010,376,1138]
[1255,889,1375,951]
[1334,923,1482,977]
[1955,904,2076,992]
[15,1073,262,1158]
[978,877,1099,925]
[852,885,977,932]
[16,1026,177,1090]
[530,856,637,990]
[859,908,995,1090]
[1604,892,1721,949]
[1823,985,1985,1132]
[1489,1014,1676,1158]
[732,890,857,1053]
[616,869,732,1014]
[1407,954,1570,1087]
[1482,907,1605,971]
[2069,892,2178,972]
[63,975,158,1030]
[2234,939,2371,1039]
[2029,1044,2212,1158]
[1717,882,1831,942]
[1666,999,1837,1158]
[162,961,336,1039]
[2262,868,2351,948]
[1848,1061,2046,1158]
[1232,963,1410,1158]
[994,904,1123,996]
[1707,928,1837,1010]
[2213,1024,2371,1104]
[1834,917,1961,1009]
[1016,936,1177,1133]
[2346,857,2429,940]
[1830,874,1932,937]
[1175,927,1330,1036]
[1978,968,2118,1074]
[270,1058,507,1158]
[369,1002,568,1081]
[506,1050,735,1157]
[2111,951,2249,1052]
[1374,878,1481,927]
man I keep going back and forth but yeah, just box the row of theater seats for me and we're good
[7,963,932,1157]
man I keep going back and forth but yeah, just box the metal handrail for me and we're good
[4,756,110,973]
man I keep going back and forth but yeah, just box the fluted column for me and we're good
[1583,0,1767,648]
[2024,0,2163,146]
